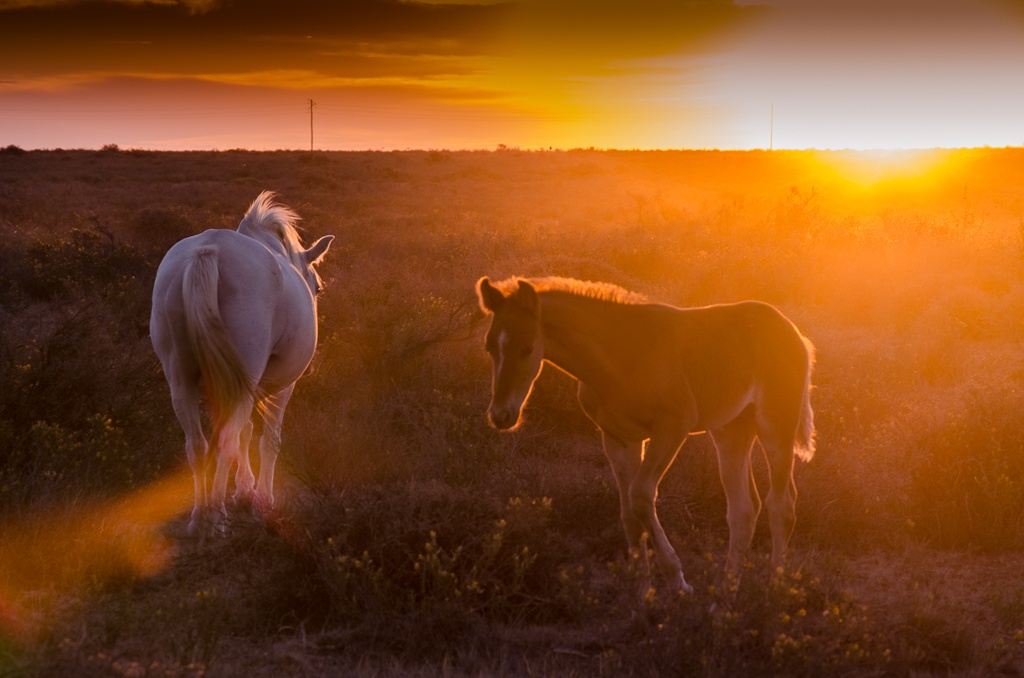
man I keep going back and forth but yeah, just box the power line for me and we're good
[308,98,316,152]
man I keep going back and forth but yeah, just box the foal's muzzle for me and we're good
[488,404,521,431]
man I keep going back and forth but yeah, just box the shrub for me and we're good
[608,561,892,677]
[0,227,173,513]
[269,483,587,660]
[905,388,1024,550]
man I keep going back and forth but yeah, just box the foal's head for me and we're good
[476,277,544,430]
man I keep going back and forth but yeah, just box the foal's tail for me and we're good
[182,245,255,426]
[794,336,816,463]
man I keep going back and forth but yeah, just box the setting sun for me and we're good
[813,148,954,188]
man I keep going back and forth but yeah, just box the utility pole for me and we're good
[770,102,774,151]
[308,99,316,151]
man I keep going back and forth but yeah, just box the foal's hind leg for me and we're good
[757,418,798,571]
[710,407,761,575]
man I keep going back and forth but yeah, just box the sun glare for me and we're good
[813,148,955,188]
[0,469,192,640]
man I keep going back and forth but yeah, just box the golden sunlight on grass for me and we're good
[0,468,193,641]
[813,148,954,188]
[4,148,1024,675]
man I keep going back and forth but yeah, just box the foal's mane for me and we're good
[239,191,305,268]
[499,276,648,305]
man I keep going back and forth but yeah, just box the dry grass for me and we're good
[2,147,1024,675]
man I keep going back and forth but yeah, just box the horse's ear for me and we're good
[477,277,505,313]
[305,235,334,265]
[516,280,538,314]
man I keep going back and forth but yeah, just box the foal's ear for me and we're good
[305,235,334,265]
[476,276,505,313]
[516,280,538,314]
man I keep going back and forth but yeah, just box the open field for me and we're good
[2,146,1024,675]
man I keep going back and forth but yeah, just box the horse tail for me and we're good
[182,245,255,426]
[794,335,816,463]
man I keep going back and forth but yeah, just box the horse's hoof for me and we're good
[672,574,694,597]
[232,493,254,511]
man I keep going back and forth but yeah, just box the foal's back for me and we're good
[624,299,812,434]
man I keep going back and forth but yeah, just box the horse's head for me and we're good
[298,235,334,298]
[476,277,544,430]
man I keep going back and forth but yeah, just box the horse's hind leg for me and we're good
[210,400,253,530]
[256,385,293,510]
[169,379,208,536]
[232,418,256,504]
[710,406,761,575]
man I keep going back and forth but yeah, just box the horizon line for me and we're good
[5,143,1023,154]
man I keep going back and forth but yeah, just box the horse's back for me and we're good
[154,229,261,295]
[151,229,283,376]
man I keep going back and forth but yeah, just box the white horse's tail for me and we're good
[182,245,255,426]
[794,336,816,463]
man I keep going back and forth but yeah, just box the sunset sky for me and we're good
[1,0,1023,151]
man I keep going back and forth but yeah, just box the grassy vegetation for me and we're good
[2,147,1024,675]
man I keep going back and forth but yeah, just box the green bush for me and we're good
[310,485,590,643]
[906,389,1024,550]
[0,226,174,513]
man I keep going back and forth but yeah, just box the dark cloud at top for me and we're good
[0,0,515,82]
[0,1,510,54]
[0,0,766,84]
[506,0,768,61]
[999,0,1024,18]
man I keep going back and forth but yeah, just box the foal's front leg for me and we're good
[631,432,691,595]
[601,433,647,575]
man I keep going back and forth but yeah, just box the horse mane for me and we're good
[239,191,305,269]
[496,276,648,305]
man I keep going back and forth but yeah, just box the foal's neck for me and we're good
[538,292,622,387]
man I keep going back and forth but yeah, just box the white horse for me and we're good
[151,192,333,534]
